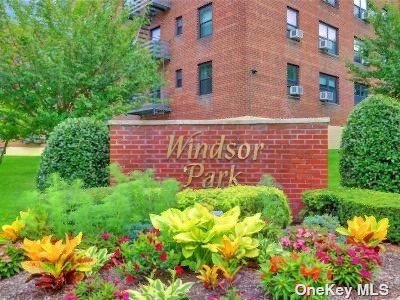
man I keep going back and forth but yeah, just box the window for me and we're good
[287,8,298,34]
[176,16,183,36]
[323,0,337,7]
[199,62,212,95]
[176,69,182,88]
[354,83,368,105]
[354,0,367,19]
[320,73,338,103]
[150,27,161,41]
[287,64,299,94]
[354,37,364,63]
[199,4,212,38]
[319,22,338,55]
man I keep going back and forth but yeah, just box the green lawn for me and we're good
[0,156,41,224]
[328,149,341,189]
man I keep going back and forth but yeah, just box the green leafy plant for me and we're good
[27,167,179,240]
[75,246,112,275]
[258,174,282,189]
[257,240,285,265]
[0,245,24,279]
[151,204,265,271]
[303,214,341,233]
[37,118,109,190]
[340,95,400,193]
[128,270,194,300]
[176,186,291,228]
[72,275,118,300]
[119,230,181,278]
[260,252,332,300]
[302,188,400,243]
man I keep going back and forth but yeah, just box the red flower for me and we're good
[125,275,135,285]
[175,265,184,276]
[155,243,163,251]
[119,236,130,244]
[101,231,110,240]
[160,251,168,261]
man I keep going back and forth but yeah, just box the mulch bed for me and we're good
[1,244,399,300]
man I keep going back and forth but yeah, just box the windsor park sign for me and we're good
[109,117,330,215]
[166,131,265,187]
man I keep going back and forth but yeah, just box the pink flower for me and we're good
[64,294,78,300]
[336,257,344,265]
[347,248,357,257]
[114,291,130,300]
[351,256,361,265]
[280,237,291,247]
[101,231,110,240]
[360,269,372,280]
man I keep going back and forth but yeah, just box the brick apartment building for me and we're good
[129,0,399,126]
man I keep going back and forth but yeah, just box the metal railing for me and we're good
[127,0,171,16]
[144,40,170,60]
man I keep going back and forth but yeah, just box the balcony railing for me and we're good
[145,40,170,60]
[128,90,171,116]
[127,0,171,17]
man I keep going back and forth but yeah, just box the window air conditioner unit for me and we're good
[319,39,333,51]
[289,86,304,96]
[320,91,334,102]
[289,29,304,41]
[360,10,368,20]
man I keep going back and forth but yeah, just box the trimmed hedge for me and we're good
[37,118,109,190]
[177,185,292,228]
[302,188,400,243]
[340,95,400,193]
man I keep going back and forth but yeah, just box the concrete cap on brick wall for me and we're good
[108,116,330,126]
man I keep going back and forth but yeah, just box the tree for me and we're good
[0,0,160,139]
[348,4,400,99]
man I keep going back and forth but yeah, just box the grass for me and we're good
[328,149,341,189]
[0,156,41,224]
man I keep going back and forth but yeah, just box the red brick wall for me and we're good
[109,118,329,217]
[146,0,399,126]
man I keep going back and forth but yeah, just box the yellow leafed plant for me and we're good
[196,265,222,289]
[0,210,30,242]
[21,232,94,290]
[336,216,389,247]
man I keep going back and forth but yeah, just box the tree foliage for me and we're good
[348,4,400,98]
[0,0,160,137]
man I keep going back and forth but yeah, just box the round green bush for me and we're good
[37,118,109,190]
[340,95,400,193]
[176,185,292,228]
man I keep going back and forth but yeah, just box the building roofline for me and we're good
[108,116,330,126]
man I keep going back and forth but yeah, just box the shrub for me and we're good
[340,95,400,193]
[176,185,291,228]
[303,214,340,233]
[72,276,118,300]
[27,168,179,239]
[37,118,109,190]
[302,188,400,243]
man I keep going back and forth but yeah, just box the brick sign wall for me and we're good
[109,117,329,216]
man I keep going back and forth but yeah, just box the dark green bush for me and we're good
[302,188,400,243]
[37,118,109,190]
[340,95,400,193]
[177,185,292,227]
